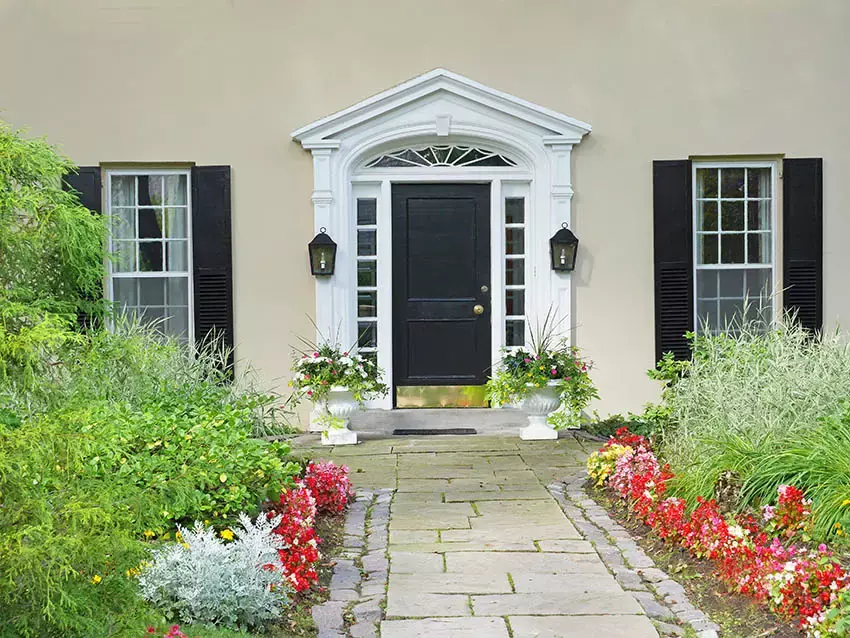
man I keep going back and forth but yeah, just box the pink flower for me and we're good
[307,390,313,397]
[312,352,320,358]
[551,368,557,376]
[523,358,531,364]
[304,374,311,380]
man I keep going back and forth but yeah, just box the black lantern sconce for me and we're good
[550,222,579,272]
[308,227,337,276]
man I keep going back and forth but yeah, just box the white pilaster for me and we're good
[544,138,575,344]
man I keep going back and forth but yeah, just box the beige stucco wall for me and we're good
[1,0,848,419]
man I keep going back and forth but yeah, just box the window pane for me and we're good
[113,241,136,272]
[113,277,138,307]
[505,198,525,224]
[358,260,377,287]
[141,305,166,328]
[111,175,135,207]
[745,268,772,299]
[506,289,525,316]
[358,292,377,318]
[721,201,744,231]
[720,168,745,197]
[166,241,188,271]
[698,201,718,231]
[718,270,744,298]
[164,310,190,342]
[698,235,718,264]
[747,233,771,264]
[505,258,525,285]
[747,167,771,198]
[357,322,377,348]
[357,199,377,225]
[112,207,136,239]
[166,278,189,306]
[357,230,377,256]
[718,298,745,327]
[506,320,525,347]
[138,208,163,239]
[720,234,745,264]
[506,228,524,255]
[696,168,718,198]
[165,208,188,239]
[163,175,187,205]
[747,200,771,231]
[139,277,165,306]
[697,270,718,298]
[696,299,718,332]
[139,242,164,271]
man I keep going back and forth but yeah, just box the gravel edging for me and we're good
[312,489,392,638]
[550,474,721,638]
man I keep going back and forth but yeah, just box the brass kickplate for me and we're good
[395,385,489,408]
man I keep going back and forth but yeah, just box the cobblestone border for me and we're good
[312,488,393,638]
[549,474,721,638]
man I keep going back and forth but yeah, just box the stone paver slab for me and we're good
[389,540,537,552]
[536,539,595,553]
[389,551,444,573]
[389,529,439,544]
[385,591,469,618]
[389,571,512,594]
[473,590,644,615]
[381,617,509,638]
[445,551,610,575]
[510,571,622,594]
[508,614,659,637]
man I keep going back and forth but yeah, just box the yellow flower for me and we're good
[175,531,182,541]
[181,542,190,549]
[143,530,155,539]
[90,574,102,584]
[219,473,227,483]
[842,499,850,507]
[220,529,234,541]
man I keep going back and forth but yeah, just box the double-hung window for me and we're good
[106,170,193,341]
[693,162,776,333]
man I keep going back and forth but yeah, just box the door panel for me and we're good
[392,184,491,388]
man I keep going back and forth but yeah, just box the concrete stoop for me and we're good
[349,408,528,436]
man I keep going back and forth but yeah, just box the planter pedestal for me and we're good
[308,404,328,432]
[520,382,561,440]
[321,387,358,446]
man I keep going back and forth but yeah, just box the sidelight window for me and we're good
[106,170,192,341]
[693,163,776,334]
[504,197,526,346]
[356,198,378,357]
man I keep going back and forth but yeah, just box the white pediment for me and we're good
[291,68,591,148]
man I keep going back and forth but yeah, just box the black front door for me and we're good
[392,183,491,390]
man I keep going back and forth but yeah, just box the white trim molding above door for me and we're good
[292,68,591,409]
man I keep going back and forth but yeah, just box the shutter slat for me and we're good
[782,158,823,333]
[191,166,234,366]
[653,160,694,362]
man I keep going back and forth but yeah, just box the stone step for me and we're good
[349,408,527,435]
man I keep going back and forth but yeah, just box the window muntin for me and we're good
[504,197,526,346]
[694,164,775,333]
[365,145,517,168]
[107,171,192,342]
[356,198,378,357]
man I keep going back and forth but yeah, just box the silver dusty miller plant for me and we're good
[138,512,291,629]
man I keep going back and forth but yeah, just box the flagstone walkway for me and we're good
[304,435,660,638]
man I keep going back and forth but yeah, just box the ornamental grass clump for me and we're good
[659,317,850,544]
[138,513,291,629]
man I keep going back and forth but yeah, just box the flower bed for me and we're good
[588,428,849,636]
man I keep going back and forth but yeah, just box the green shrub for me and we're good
[659,318,850,544]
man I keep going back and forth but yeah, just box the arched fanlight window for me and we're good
[365,145,517,168]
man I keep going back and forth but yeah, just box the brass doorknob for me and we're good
[473,304,485,315]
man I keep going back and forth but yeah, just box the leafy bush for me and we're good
[659,319,850,543]
[139,514,291,629]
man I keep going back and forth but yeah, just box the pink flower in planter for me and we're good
[313,352,320,358]
[551,368,558,375]
[523,358,531,364]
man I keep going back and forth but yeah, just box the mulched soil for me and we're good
[271,512,346,637]
[592,488,802,638]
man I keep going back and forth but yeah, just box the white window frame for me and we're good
[105,168,194,341]
[691,160,779,333]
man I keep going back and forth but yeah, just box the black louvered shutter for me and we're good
[783,158,823,334]
[62,166,103,329]
[653,160,694,361]
[191,166,235,365]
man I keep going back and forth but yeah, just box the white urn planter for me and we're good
[519,381,561,440]
[321,387,358,446]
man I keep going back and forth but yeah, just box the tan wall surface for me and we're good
[1,0,848,417]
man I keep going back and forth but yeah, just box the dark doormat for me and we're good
[392,428,477,436]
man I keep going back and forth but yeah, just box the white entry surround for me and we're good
[292,69,591,410]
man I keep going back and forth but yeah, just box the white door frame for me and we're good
[292,69,591,409]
